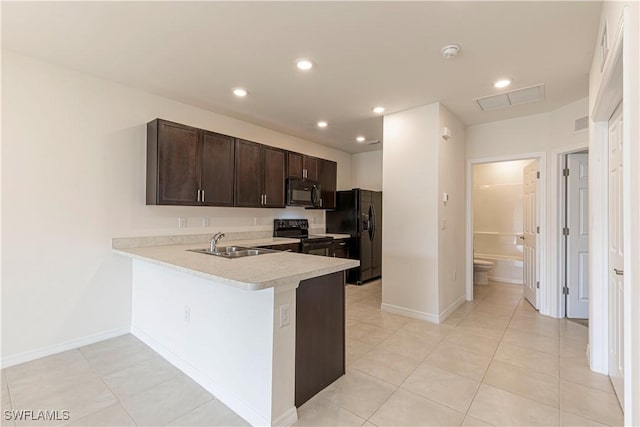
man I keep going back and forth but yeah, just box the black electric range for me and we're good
[273,219,334,256]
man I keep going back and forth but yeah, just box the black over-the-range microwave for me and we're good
[286,178,322,208]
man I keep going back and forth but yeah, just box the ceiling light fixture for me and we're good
[296,59,313,71]
[494,79,512,89]
[233,88,248,97]
[372,106,385,114]
[356,136,366,143]
[441,44,461,60]
[317,121,328,128]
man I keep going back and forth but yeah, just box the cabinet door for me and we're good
[332,239,349,258]
[287,152,303,179]
[295,272,345,407]
[318,159,337,209]
[234,139,263,207]
[263,147,286,207]
[303,156,319,181]
[201,131,235,206]
[156,120,200,205]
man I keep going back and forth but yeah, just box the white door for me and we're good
[523,160,539,309]
[608,103,624,404]
[566,153,590,319]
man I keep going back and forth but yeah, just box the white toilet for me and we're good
[473,259,494,285]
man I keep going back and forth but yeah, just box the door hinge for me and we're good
[563,227,570,236]
[536,171,540,179]
[536,226,540,234]
[563,286,569,295]
[563,168,570,177]
[536,281,540,289]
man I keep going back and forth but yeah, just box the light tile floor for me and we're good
[1,280,624,426]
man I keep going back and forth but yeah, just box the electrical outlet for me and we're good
[279,304,290,327]
[453,270,457,281]
[202,217,209,227]
[178,217,187,228]
[184,306,191,323]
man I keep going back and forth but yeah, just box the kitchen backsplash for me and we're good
[113,206,325,244]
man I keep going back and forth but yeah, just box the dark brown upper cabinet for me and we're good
[287,152,318,181]
[235,139,286,208]
[147,119,235,206]
[318,159,337,209]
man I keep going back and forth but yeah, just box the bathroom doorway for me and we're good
[466,153,546,307]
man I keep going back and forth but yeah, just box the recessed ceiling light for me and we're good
[296,59,313,71]
[494,79,511,89]
[356,136,366,143]
[317,121,328,128]
[372,106,385,114]
[233,88,248,97]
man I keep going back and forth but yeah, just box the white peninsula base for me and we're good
[130,260,298,426]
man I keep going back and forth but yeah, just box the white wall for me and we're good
[1,50,353,363]
[473,160,531,258]
[382,103,440,319]
[381,102,465,322]
[587,2,640,423]
[437,106,466,316]
[351,151,382,191]
[466,97,589,316]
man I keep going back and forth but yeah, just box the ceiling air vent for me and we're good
[367,140,381,146]
[575,116,589,132]
[475,84,545,111]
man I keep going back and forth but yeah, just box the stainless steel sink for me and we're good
[188,246,277,258]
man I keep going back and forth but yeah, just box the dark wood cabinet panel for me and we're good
[287,152,319,181]
[201,131,235,207]
[147,118,338,210]
[303,156,318,181]
[332,238,350,259]
[287,152,303,179]
[263,147,286,207]
[295,272,345,407]
[272,243,300,253]
[148,119,200,205]
[234,139,263,207]
[318,159,337,209]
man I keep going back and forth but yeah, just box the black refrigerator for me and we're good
[326,189,382,285]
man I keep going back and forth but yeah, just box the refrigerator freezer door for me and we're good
[371,191,382,279]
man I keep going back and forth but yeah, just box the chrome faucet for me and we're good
[210,232,225,252]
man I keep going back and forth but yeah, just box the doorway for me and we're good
[466,153,546,305]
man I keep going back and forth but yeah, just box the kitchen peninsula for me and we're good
[114,236,359,427]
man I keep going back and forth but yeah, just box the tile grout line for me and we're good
[461,292,521,424]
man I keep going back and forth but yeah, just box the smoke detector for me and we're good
[441,44,461,60]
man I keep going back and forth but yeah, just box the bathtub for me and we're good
[474,253,523,285]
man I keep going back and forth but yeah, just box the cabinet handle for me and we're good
[197,189,201,202]
[261,194,265,205]
[264,194,267,205]
[303,169,307,179]
[202,190,205,203]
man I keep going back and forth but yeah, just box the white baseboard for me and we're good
[1,327,130,369]
[381,303,439,324]
[272,407,298,427]
[488,275,523,285]
[438,296,466,323]
[131,326,293,427]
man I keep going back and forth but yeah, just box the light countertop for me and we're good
[315,233,351,239]
[114,242,359,291]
